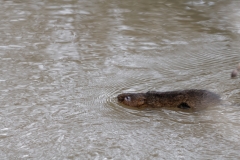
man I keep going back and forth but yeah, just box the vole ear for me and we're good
[137,97,146,106]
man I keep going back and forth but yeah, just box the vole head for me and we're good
[117,93,146,107]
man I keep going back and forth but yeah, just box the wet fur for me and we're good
[117,89,220,110]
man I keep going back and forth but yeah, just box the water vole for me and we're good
[117,89,220,110]
[231,63,240,78]
[231,69,238,78]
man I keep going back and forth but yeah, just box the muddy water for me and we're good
[0,0,240,159]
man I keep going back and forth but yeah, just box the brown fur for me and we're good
[117,89,220,110]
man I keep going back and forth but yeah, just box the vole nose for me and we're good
[117,94,124,102]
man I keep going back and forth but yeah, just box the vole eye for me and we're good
[124,96,131,101]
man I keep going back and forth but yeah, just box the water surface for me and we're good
[0,0,240,159]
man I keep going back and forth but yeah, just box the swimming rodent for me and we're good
[231,63,240,78]
[117,89,220,110]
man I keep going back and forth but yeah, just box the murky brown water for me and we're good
[1,0,240,159]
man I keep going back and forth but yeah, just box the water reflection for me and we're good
[0,0,240,159]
